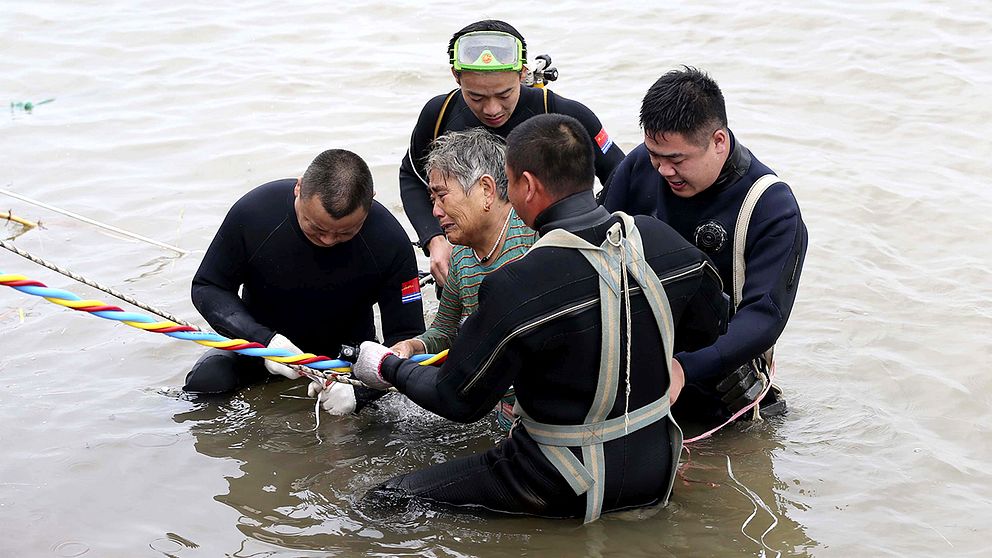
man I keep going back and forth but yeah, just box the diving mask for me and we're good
[452,31,524,72]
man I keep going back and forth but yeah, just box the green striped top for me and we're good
[418,209,538,353]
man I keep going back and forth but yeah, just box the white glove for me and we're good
[307,380,357,415]
[264,333,303,379]
[351,341,395,390]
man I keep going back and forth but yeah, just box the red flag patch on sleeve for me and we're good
[594,127,613,154]
[401,277,422,304]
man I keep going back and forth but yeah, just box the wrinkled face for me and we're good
[294,184,368,248]
[643,129,728,198]
[429,169,487,247]
[456,70,523,129]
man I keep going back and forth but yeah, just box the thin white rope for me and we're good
[312,394,324,444]
[726,455,781,558]
[607,227,632,432]
[0,186,188,255]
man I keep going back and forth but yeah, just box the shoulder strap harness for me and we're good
[732,174,780,412]
[516,212,682,523]
[732,173,779,312]
[432,89,461,141]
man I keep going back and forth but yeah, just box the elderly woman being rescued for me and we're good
[392,128,537,429]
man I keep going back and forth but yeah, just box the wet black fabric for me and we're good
[186,179,425,394]
[399,86,625,250]
[603,133,807,420]
[184,348,268,394]
[376,192,727,518]
[369,425,670,518]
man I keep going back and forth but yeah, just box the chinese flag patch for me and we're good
[401,278,422,304]
[594,127,613,154]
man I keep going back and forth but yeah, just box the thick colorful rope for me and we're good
[0,271,446,373]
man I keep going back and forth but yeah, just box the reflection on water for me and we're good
[681,429,816,557]
[174,380,495,553]
[173,380,816,556]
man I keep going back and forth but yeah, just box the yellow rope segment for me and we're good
[44,297,106,309]
[419,349,449,366]
[198,339,250,348]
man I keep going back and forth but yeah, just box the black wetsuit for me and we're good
[185,179,425,395]
[400,86,626,252]
[603,133,808,422]
[370,192,726,518]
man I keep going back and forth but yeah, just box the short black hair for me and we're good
[640,66,728,147]
[298,149,373,218]
[448,19,527,69]
[506,114,594,198]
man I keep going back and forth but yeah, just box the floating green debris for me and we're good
[10,98,55,112]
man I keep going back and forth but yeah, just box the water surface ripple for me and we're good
[2,1,991,556]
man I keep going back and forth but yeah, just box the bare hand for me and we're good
[428,235,451,288]
[390,338,426,359]
[670,358,685,405]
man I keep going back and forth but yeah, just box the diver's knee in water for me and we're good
[182,349,261,394]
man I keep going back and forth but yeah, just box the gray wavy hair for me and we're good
[425,128,508,200]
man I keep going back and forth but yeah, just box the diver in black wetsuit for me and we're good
[400,20,625,287]
[184,149,425,413]
[352,115,727,522]
[603,67,808,425]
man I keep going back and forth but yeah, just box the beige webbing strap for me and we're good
[529,226,620,522]
[732,175,781,417]
[616,214,675,368]
[615,214,683,506]
[732,174,780,310]
[432,89,460,141]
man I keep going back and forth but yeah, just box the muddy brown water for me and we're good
[2,2,991,556]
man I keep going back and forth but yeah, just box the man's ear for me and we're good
[712,128,729,155]
[522,171,540,203]
[294,178,301,197]
[451,68,461,84]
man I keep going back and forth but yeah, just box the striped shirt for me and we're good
[419,209,537,353]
